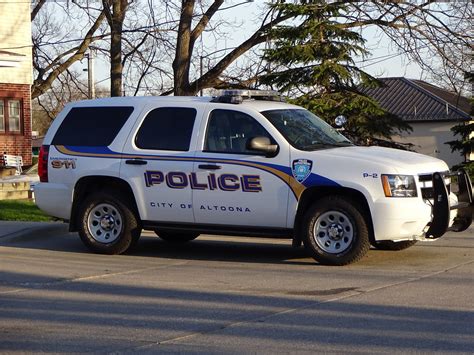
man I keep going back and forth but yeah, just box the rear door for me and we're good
[120,104,204,224]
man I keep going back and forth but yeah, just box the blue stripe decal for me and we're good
[303,174,339,187]
[64,145,116,155]
[57,146,340,197]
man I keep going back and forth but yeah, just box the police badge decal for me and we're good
[292,159,313,183]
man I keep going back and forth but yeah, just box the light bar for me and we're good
[217,89,281,98]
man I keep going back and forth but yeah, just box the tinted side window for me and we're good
[205,109,272,154]
[135,107,196,151]
[52,106,134,146]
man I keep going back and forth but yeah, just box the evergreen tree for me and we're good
[261,0,411,144]
[446,72,473,167]
[446,120,474,158]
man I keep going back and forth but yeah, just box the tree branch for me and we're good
[32,9,107,99]
[190,13,292,93]
[31,0,48,21]
[190,0,224,43]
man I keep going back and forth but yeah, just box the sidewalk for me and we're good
[0,220,67,241]
[0,175,39,183]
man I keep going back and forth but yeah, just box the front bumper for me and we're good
[425,168,473,238]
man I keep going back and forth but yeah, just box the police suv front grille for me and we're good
[418,174,433,182]
[419,172,450,200]
[421,188,432,200]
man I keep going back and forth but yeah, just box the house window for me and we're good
[8,100,21,132]
[0,101,4,132]
[0,98,22,134]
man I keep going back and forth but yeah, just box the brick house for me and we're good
[361,78,472,168]
[0,1,32,170]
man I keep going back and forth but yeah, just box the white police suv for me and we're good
[35,90,473,265]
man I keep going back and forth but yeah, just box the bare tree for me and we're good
[31,2,107,99]
[342,2,473,84]
[31,0,176,98]
[120,1,178,96]
[421,3,473,97]
[102,0,130,97]
[166,1,472,96]
[170,1,294,95]
[429,45,471,97]
[31,1,472,100]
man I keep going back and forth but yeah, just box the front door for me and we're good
[193,108,290,228]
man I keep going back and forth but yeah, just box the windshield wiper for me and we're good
[302,142,352,150]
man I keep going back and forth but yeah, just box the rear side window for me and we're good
[52,106,134,146]
[135,107,196,151]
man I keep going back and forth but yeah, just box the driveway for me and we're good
[0,226,473,353]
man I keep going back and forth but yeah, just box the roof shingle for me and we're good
[360,77,471,122]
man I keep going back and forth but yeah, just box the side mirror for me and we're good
[334,115,347,128]
[247,136,278,157]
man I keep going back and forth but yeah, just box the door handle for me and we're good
[198,164,221,170]
[125,159,147,165]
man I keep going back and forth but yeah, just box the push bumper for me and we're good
[425,168,473,238]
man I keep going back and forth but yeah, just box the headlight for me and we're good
[381,174,417,197]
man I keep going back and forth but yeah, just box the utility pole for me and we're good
[84,49,95,99]
[199,55,203,96]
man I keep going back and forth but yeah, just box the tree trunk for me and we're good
[105,0,128,97]
[172,1,195,96]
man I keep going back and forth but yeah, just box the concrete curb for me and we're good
[0,222,69,243]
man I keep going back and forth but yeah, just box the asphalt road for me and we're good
[0,226,473,354]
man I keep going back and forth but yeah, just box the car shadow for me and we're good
[2,230,315,266]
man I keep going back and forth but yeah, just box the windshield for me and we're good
[261,109,352,151]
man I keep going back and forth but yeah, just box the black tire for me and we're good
[154,231,200,243]
[372,240,417,251]
[302,196,370,266]
[77,191,141,254]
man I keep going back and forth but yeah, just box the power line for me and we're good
[358,53,403,68]
[355,43,433,68]
[96,76,109,84]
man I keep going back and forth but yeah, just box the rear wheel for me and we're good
[155,231,199,243]
[77,191,141,254]
[372,240,417,251]
[302,196,370,265]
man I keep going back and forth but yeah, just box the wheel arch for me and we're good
[69,175,140,232]
[294,186,375,244]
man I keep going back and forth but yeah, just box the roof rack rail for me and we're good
[211,89,283,104]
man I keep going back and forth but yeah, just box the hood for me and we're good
[315,146,449,174]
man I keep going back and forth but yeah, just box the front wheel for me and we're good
[77,191,141,254]
[303,196,370,265]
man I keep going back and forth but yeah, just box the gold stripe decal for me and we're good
[55,145,307,199]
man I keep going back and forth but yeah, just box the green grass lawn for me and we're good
[0,199,54,222]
